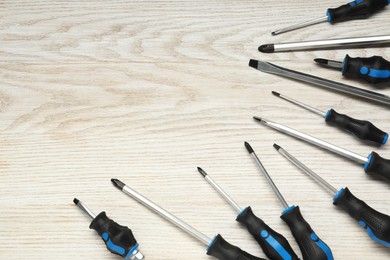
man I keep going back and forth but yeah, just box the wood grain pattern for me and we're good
[0,0,389,259]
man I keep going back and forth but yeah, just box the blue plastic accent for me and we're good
[367,68,390,79]
[326,10,332,22]
[364,154,373,171]
[342,56,347,74]
[207,236,217,251]
[324,109,331,120]
[237,206,249,217]
[349,0,364,6]
[125,244,139,260]
[388,0,390,5]
[359,221,390,248]
[333,188,345,201]
[102,232,126,255]
[282,205,296,215]
[383,134,389,145]
[360,67,369,75]
[310,232,334,260]
[260,230,293,260]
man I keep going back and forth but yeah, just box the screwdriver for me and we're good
[245,142,333,260]
[197,167,299,260]
[111,179,266,260]
[271,91,388,145]
[253,117,390,181]
[73,198,144,260]
[272,0,389,35]
[315,55,390,84]
[274,144,390,248]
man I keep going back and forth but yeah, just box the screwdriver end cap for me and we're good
[248,59,259,69]
[273,143,281,151]
[244,142,254,154]
[73,198,79,205]
[197,167,207,177]
[111,179,125,190]
[258,44,275,53]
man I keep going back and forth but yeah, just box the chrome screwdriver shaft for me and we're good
[272,16,328,36]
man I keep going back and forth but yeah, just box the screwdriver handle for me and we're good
[207,234,266,260]
[342,55,390,84]
[236,206,299,260]
[333,187,390,247]
[325,109,388,145]
[364,152,390,181]
[327,0,389,23]
[90,212,139,259]
[281,206,333,260]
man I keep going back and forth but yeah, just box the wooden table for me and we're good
[1,1,389,259]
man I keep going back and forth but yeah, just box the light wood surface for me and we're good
[1,1,389,259]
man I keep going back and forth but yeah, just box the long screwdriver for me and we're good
[315,55,390,84]
[275,144,390,248]
[245,142,333,260]
[111,179,265,260]
[272,0,389,35]
[253,117,390,181]
[271,91,388,145]
[73,198,144,260]
[197,167,299,260]
[248,59,390,106]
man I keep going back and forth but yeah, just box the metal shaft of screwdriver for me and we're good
[255,60,390,106]
[204,174,243,213]
[276,92,326,117]
[76,200,97,219]
[277,146,338,196]
[255,117,368,164]
[272,16,328,35]
[121,184,212,245]
[250,151,289,209]
[273,35,390,52]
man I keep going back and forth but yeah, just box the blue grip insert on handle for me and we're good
[260,230,293,260]
[360,67,390,79]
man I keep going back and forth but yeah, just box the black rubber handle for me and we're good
[327,0,388,23]
[333,187,390,247]
[236,206,299,260]
[325,109,388,145]
[207,234,266,260]
[90,212,138,257]
[364,152,390,181]
[343,55,390,84]
[281,206,333,260]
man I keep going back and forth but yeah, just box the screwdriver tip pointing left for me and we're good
[73,198,79,205]
[111,178,125,190]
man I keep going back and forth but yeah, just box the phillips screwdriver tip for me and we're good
[253,116,262,122]
[73,198,79,205]
[258,44,275,53]
[111,179,125,190]
[273,143,281,151]
[248,59,259,69]
[272,91,280,97]
[244,142,254,154]
[197,167,207,177]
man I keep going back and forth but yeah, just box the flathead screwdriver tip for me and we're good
[258,44,275,53]
[273,143,281,151]
[314,58,329,65]
[272,91,280,97]
[253,116,262,122]
[197,167,207,177]
[73,198,79,205]
[111,179,125,190]
[244,142,254,154]
[248,59,259,69]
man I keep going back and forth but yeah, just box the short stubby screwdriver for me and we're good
[197,167,299,260]
[73,198,144,260]
[275,144,390,248]
[111,179,266,260]
[245,142,333,260]
[272,0,389,35]
[272,91,388,145]
[315,55,390,84]
[253,117,390,182]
